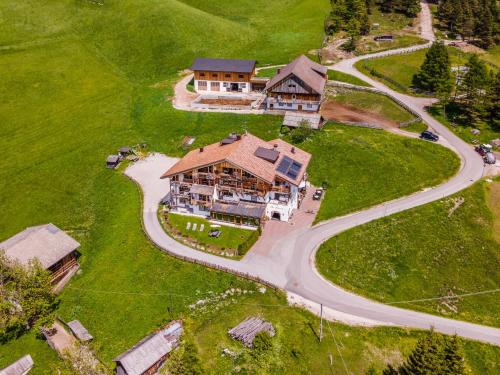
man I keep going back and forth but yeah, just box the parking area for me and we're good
[247,186,323,257]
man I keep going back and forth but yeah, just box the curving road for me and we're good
[126,2,500,346]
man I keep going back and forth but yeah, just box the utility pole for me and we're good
[319,303,324,342]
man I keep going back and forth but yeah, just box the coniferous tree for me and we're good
[461,54,491,125]
[441,335,466,375]
[398,330,444,374]
[413,42,453,95]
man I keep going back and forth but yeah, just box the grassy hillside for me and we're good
[356,46,497,95]
[317,180,500,327]
[0,0,490,372]
[298,125,459,222]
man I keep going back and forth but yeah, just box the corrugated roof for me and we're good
[0,224,80,269]
[211,202,266,218]
[0,354,34,375]
[283,112,323,129]
[114,321,183,375]
[161,133,311,186]
[265,55,327,94]
[67,320,93,342]
[190,58,256,73]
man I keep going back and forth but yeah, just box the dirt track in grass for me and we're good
[320,101,399,129]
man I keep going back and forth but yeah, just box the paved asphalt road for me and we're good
[126,2,500,346]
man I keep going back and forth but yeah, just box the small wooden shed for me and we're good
[113,321,183,375]
[106,155,121,169]
[282,111,324,130]
[228,317,275,348]
[67,320,93,342]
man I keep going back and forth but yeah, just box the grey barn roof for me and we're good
[211,202,266,219]
[113,321,183,375]
[0,224,80,269]
[283,112,324,129]
[0,354,34,375]
[190,58,256,73]
[265,55,327,94]
[67,320,93,342]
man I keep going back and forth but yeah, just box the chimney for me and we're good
[291,147,295,154]
[236,134,241,140]
[277,68,281,74]
[273,144,278,149]
[199,147,204,152]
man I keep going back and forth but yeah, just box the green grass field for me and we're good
[329,90,416,123]
[317,181,500,327]
[356,46,497,95]
[327,69,371,86]
[256,66,280,77]
[0,0,494,372]
[290,124,459,222]
[400,121,428,134]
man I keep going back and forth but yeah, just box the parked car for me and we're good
[209,230,221,238]
[420,130,439,142]
[484,152,496,164]
[313,189,323,201]
[475,143,493,156]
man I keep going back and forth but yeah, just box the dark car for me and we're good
[313,189,323,201]
[420,130,439,142]
[209,230,221,238]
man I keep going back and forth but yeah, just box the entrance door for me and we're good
[271,212,281,220]
[298,104,302,111]
[231,83,238,91]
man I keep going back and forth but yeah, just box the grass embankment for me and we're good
[327,69,371,86]
[161,212,257,257]
[428,105,500,147]
[293,124,459,221]
[356,46,497,95]
[0,0,490,372]
[256,66,280,77]
[329,90,415,123]
[400,121,428,133]
[317,180,500,327]
[356,7,426,54]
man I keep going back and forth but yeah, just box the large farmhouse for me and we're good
[265,55,327,112]
[190,58,257,93]
[0,223,80,286]
[161,133,311,224]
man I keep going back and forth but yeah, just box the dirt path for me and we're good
[321,101,399,129]
[173,73,198,109]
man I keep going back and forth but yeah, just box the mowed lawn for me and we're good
[166,212,255,252]
[317,181,500,327]
[0,0,491,372]
[298,124,459,222]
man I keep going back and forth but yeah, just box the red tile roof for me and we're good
[161,133,311,186]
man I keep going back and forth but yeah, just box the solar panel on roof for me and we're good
[276,156,302,180]
[276,156,292,174]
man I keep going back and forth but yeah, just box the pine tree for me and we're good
[441,336,466,375]
[413,42,452,95]
[398,330,444,374]
[461,54,491,125]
